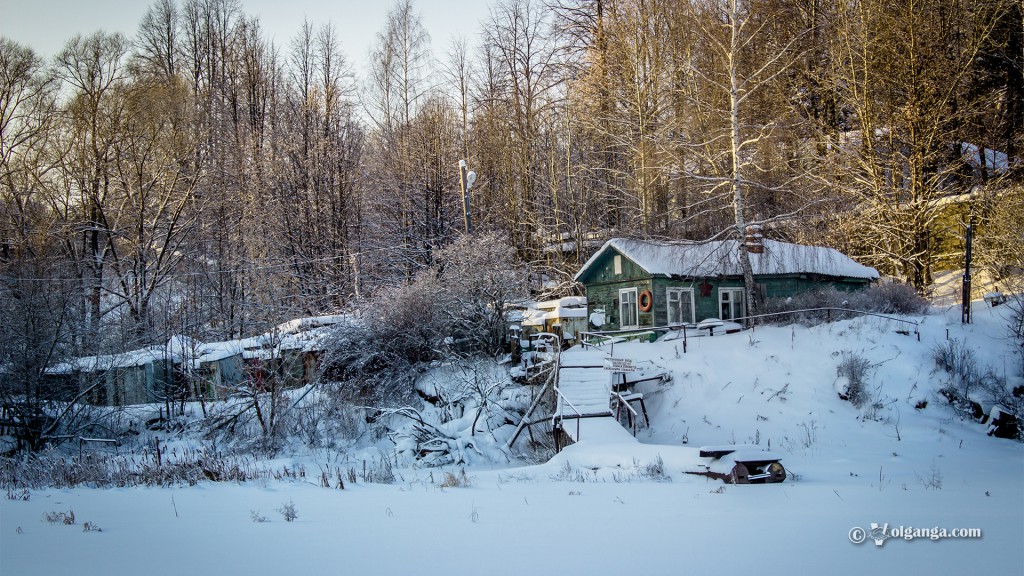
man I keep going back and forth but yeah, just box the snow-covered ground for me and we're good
[2,301,1022,575]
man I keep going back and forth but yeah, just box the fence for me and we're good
[580,307,921,354]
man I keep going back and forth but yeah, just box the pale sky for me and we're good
[0,0,494,75]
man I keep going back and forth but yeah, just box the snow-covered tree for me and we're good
[433,232,528,356]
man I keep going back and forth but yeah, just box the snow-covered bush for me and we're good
[430,233,527,357]
[278,500,298,522]
[974,184,1024,299]
[0,274,106,453]
[291,385,367,450]
[934,338,1022,439]
[44,509,75,525]
[6,488,30,501]
[639,455,669,481]
[836,352,872,408]
[391,359,529,467]
[933,338,978,388]
[322,233,526,407]
[864,281,930,315]
[933,338,985,420]
[386,405,490,467]
[316,235,530,464]
[916,463,944,490]
[419,361,521,432]
[202,382,297,455]
[322,281,446,406]
[761,283,928,325]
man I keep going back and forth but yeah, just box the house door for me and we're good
[666,288,695,326]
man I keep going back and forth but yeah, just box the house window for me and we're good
[613,255,622,275]
[667,288,695,326]
[619,288,638,329]
[719,288,745,321]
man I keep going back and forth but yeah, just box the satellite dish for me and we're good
[466,171,477,189]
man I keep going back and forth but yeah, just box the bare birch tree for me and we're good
[681,0,810,317]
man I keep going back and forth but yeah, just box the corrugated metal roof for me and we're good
[574,238,879,282]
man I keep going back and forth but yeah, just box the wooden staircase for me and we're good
[507,346,655,451]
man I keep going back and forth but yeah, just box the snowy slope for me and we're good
[2,302,1022,575]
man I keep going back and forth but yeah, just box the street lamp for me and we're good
[458,159,476,234]
[962,220,973,324]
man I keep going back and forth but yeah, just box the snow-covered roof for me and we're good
[48,347,179,375]
[574,238,879,282]
[521,308,546,327]
[277,326,333,352]
[165,335,201,357]
[47,314,343,374]
[521,297,589,326]
[192,341,246,365]
[961,142,1009,174]
[240,325,336,358]
[160,335,247,368]
[534,296,587,310]
[275,314,348,335]
[47,337,247,374]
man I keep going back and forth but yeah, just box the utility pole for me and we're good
[458,159,477,234]
[962,221,973,324]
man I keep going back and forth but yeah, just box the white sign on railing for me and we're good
[604,357,637,372]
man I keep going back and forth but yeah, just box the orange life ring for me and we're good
[638,289,653,312]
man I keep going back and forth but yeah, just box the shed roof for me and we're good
[574,238,879,282]
[46,313,346,375]
[521,297,589,326]
[275,314,349,335]
[47,347,179,374]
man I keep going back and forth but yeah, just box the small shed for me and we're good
[574,238,879,331]
[44,315,350,405]
[242,315,345,389]
[521,297,589,344]
[191,341,247,399]
[50,347,182,407]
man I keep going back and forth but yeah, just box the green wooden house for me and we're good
[573,238,879,331]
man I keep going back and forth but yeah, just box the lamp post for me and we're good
[458,159,476,234]
[962,221,973,324]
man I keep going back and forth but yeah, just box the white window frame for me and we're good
[719,288,745,321]
[666,287,695,326]
[619,287,639,329]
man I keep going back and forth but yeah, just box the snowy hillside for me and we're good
[1,301,1022,575]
